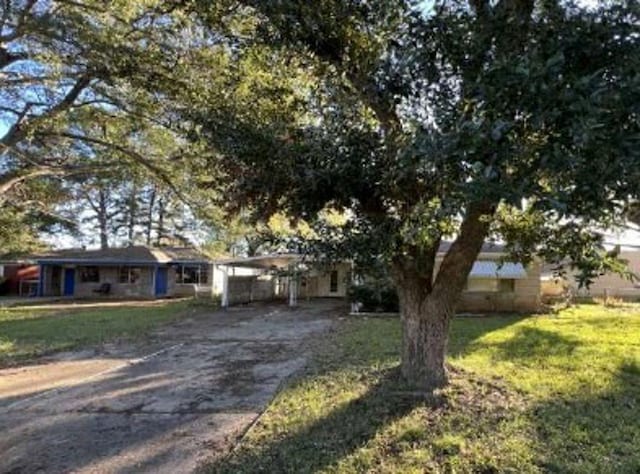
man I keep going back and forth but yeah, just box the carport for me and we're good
[216,254,303,308]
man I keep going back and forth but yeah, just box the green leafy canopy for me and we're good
[175,0,640,285]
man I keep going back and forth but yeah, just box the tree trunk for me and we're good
[127,184,138,245]
[394,201,495,392]
[146,186,157,245]
[398,284,453,390]
[97,189,109,249]
[156,196,165,247]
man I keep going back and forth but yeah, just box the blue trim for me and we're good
[35,260,210,266]
[154,266,168,296]
[37,264,45,296]
[36,260,169,266]
[63,268,75,296]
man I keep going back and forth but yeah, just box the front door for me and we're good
[155,267,168,297]
[63,268,75,296]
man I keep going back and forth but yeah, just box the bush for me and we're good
[349,285,379,311]
[379,287,399,312]
[349,283,399,312]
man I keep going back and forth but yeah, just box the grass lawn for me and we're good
[0,300,198,366]
[209,304,640,474]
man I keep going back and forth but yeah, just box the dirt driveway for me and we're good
[0,300,342,473]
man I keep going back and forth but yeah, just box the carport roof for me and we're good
[216,254,302,269]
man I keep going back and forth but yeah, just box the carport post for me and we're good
[221,265,229,308]
[288,265,298,307]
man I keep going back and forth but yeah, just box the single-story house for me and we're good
[36,246,216,299]
[541,246,640,300]
[30,243,541,312]
[31,246,350,303]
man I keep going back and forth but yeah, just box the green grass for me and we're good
[209,304,640,473]
[0,300,197,365]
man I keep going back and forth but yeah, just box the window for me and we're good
[79,266,99,283]
[330,270,339,293]
[119,266,142,284]
[465,278,498,292]
[175,265,208,285]
[465,278,515,293]
[499,279,515,293]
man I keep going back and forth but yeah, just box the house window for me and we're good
[330,270,339,293]
[79,266,99,283]
[175,265,208,285]
[119,266,142,284]
[499,279,516,293]
[465,278,515,293]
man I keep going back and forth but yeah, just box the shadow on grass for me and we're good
[448,313,530,358]
[493,326,580,360]
[208,367,422,474]
[531,361,640,473]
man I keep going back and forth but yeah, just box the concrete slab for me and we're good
[0,300,344,473]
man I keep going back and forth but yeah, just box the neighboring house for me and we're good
[0,260,39,296]
[36,246,215,299]
[541,246,640,300]
[438,242,542,313]
[346,242,541,313]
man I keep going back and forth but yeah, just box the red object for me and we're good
[1,264,39,295]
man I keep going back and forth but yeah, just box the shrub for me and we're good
[380,286,399,312]
[349,285,379,311]
[349,282,399,312]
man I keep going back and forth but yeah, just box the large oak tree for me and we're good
[177,0,640,391]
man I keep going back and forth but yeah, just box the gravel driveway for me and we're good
[0,300,342,473]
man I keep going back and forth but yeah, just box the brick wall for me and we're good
[457,261,542,313]
[73,266,155,298]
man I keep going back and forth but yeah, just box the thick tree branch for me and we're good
[0,73,92,150]
[0,168,67,200]
[432,201,496,302]
[0,161,121,205]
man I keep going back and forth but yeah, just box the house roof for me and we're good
[35,246,211,265]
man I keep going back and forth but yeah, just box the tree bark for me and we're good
[395,265,451,391]
[146,185,157,245]
[395,201,495,392]
[156,196,165,246]
[97,189,109,249]
[127,184,138,245]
